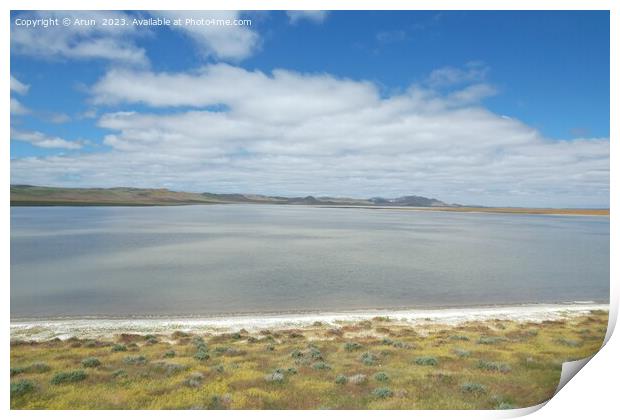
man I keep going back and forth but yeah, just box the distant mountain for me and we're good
[10,185,454,207]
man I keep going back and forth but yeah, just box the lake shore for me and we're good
[11,307,608,409]
[11,302,609,341]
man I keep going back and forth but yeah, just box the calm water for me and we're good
[10,205,609,319]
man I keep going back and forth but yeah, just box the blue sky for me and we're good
[10,11,610,207]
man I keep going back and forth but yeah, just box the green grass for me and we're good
[10,311,608,409]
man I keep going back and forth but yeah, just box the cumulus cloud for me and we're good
[11,129,83,150]
[11,11,148,65]
[287,11,328,24]
[11,65,609,208]
[154,11,259,61]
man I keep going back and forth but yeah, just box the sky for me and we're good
[10,10,610,207]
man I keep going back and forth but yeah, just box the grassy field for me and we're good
[10,310,607,410]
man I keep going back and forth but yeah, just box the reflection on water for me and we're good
[10,205,609,318]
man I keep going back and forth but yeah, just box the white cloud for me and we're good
[10,98,30,116]
[287,11,328,24]
[11,65,610,208]
[11,129,83,150]
[427,62,489,87]
[11,75,29,94]
[154,11,259,61]
[11,11,148,65]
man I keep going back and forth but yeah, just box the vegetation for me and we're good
[10,311,607,409]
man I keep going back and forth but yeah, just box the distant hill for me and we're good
[10,185,452,207]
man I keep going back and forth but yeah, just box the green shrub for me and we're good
[50,370,87,385]
[123,355,148,365]
[374,372,390,382]
[415,356,438,366]
[313,362,331,370]
[450,335,470,341]
[287,367,298,375]
[184,372,204,388]
[554,338,581,347]
[291,349,304,358]
[10,367,25,377]
[344,342,362,352]
[112,369,127,378]
[335,374,348,384]
[11,380,36,397]
[360,352,378,366]
[163,350,176,358]
[453,348,471,358]
[111,344,127,352]
[194,350,210,361]
[461,382,487,394]
[81,357,101,368]
[28,362,51,373]
[477,360,512,373]
[477,336,505,345]
[372,387,393,398]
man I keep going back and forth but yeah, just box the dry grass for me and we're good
[10,311,607,409]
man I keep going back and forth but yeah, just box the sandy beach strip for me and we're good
[11,302,609,341]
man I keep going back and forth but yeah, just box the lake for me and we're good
[10,205,609,319]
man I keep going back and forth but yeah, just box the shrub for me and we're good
[28,362,51,373]
[153,362,185,376]
[309,347,323,360]
[477,336,505,345]
[450,335,470,341]
[112,369,127,378]
[184,372,204,388]
[11,380,36,397]
[265,344,275,351]
[164,350,176,358]
[453,348,471,358]
[265,372,285,383]
[477,360,512,373]
[291,349,304,359]
[335,374,348,384]
[372,387,393,398]
[392,340,412,349]
[123,355,148,365]
[111,344,127,352]
[313,362,331,370]
[360,352,378,366]
[194,350,210,361]
[215,364,225,373]
[461,382,487,394]
[415,356,438,366]
[381,338,394,345]
[555,338,581,348]
[10,367,25,377]
[50,370,87,385]
[374,372,390,382]
[82,357,101,368]
[287,367,298,375]
[349,373,368,385]
[344,342,362,352]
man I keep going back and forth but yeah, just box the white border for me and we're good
[3,1,617,419]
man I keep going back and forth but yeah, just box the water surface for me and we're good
[11,205,609,318]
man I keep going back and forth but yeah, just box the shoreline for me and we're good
[11,302,609,341]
